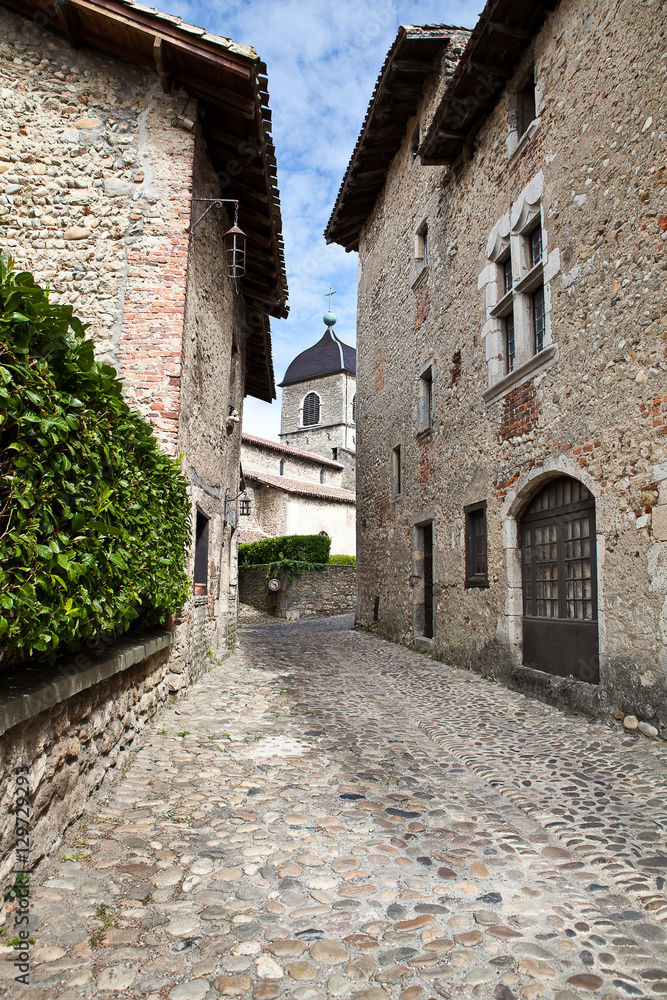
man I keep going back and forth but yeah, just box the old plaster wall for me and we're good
[355,0,667,727]
[0,7,195,455]
[241,480,356,556]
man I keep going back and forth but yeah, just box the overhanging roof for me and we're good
[420,0,556,165]
[1,0,289,401]
[325,24,470,253]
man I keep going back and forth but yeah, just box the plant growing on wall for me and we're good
[0,257,190,669]
[238,533,332,593]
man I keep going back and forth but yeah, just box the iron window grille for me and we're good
[464,501,489,588]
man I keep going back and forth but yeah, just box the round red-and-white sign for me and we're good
[268,578,281,592]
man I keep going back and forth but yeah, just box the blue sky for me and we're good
[160,0,484,439]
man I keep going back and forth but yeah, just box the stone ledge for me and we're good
[482,344,558,407]
[0,630,173,737]
[504,663,600,719]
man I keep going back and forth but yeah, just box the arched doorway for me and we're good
[520,476,599,684]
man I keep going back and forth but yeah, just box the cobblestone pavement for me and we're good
[4,613,667,1000]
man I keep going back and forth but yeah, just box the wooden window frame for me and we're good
[193,507,210,594]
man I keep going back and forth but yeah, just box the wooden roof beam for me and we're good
[486,21,531,40]
[54,0,81,49]
[153,36,172,94]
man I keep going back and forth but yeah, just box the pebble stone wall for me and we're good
[353,0,667,729]
[0,6,195,455]
[240,564,356,620]
[0,634,173,901]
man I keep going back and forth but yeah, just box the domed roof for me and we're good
[279,329,356,387]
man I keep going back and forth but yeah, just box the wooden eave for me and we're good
[420,0,557,165]
[325,24,465,254]
[1,0,289,402]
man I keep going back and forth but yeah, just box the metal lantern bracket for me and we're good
[189,199,246,278]
[189,198,239,238]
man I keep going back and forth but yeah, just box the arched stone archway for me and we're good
[497,456,609,685]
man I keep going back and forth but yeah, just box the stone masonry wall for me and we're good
[242,437,344,486]
[354,0,667,729]
[0,7,195,455]
[239,564,356,620]
[0,633,174,900]
[281,371,357,465]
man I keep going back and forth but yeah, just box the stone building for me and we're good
[279,309,357,490]
[326,2,667,730]
[0,0,288,674]
[239,433,356,556]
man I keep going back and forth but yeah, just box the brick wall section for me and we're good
[499,381,539,442]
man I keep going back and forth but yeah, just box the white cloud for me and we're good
[160,0,484,439]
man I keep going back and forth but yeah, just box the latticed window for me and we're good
[302,392,320,426]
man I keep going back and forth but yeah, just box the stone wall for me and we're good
[0,8,253,672]
[242,436,344,485]
[353,0,667,729]
[0,631,180,900]
[240,564,356,619]
[0,6,195,455]
[281,371,357,475]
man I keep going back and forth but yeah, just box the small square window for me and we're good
[465,501,488,588]
[240,498,250,516]
[532,285,545,354]
[392,445,401,497]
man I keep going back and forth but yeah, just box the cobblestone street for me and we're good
[5,612,667,1000]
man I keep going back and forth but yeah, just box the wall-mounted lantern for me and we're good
[190,199,247,279]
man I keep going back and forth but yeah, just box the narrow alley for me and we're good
[6,612,667,1000]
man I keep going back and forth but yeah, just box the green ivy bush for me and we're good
[0,257,190,669]
[329,554,356,565]
[238,533,331,567]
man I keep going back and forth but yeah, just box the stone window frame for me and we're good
[391,444,402,498]
[506,61,542,162]
[193,507,210,595]
[413,218,429,285]
[411,511,436,647]
[464,500,489,589]
[301,390,321,427]
[479,171,561,406]
[417,358,436,435]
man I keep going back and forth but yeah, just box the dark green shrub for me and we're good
[238,533,330,567]
[329,554,356,565]
[0,257,190,669]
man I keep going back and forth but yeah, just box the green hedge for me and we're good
[329,554,356,565]
[238,533,331,567]
[0,257,190,669]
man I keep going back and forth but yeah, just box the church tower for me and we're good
[279,297,356,490]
